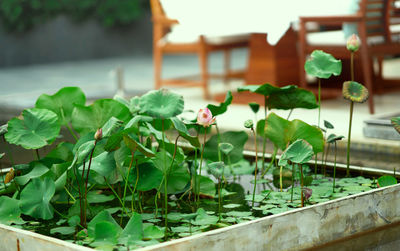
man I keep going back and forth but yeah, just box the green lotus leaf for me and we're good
[327,134,345,143]
[0,196,24,225]
[19,177,55,220]
[377,175,397,187]
[278,139,314,166]
[143,224,164,239]
[88,210,122,238]
[71,99,131,135]
[159,163,190,194]
[92,221,119,247]
[207,91,232,116]
[204,131,248,164]
[193,175,216,197]
[237,83,297,97]
[119,212,143,246]
[128,162,163,192]
[304,50,342,79]
[5,108,60,149]
[342,81,369,103]
[324,120,334,129]
[219,142,234,156]
[268,88,318,110]
[139,89,184,119]
[170,117,200,147]
[248,102,260,114]
[35,87,86,126]
[265,113,324,154]
[391,117,400,134]
[208,161,225,179]
[14,162,49,186]
[123,135,155,157]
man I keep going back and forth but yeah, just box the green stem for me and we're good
[218,178,222,222]
[84,141,97,226]
[346,101,354,177]
[251,128,258,207]
[333,142,337,193]
[261,147,277,177]
[35,149,40,160]
[123,150,135,215]
[197,129,207,203]
[291,162,294,202]
[318,78,321,128]
[131,160,139,213]
[215,123,222,162]
[300,164,304,207]
[287,109,293,120]
[324,143,330,176]
[351,52,354,82]
[104,177,127,214]
[67,124,78,142]
[279,165,283,192]
[161,119,168,238]
[262,96,268,175]
[64,186,76,202]
[314,154,318,178]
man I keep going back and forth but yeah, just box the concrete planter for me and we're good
[1,163,399,251]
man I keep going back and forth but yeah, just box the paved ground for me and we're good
[1,49,400,168]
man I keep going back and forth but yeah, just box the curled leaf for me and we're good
[342,81,369,103]
[391,117,400,134]
[4,168,14,184]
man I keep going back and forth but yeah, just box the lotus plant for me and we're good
[244,119,259,207]
[343,36,369,176]
[326,134,344,192]
[197,108,215,202]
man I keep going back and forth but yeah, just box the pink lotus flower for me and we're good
[197,108,216,127]
[346,34,361,52]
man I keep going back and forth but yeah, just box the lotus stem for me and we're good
[104,177,127,214]
[261,96,268,175]
[83,140,97,225]
[2,135,14,166]
[346,101,354,177]
[324,143,330,176]
[333,142,337,193]
[251,127,258,207]
[318,78,321,128]
[215,123,222,162]
[123,150,135,215]
[261,147,277,177]
[67,124,78,142]
[161,119,168,238]
[279,166,283,192]
[197,129,207,203]
[351,52,354,81]
[300,164,304,207]
[291,162,294,202]
[287,109,293,120]
[35,149,40,160]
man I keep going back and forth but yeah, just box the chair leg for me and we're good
[154,46,163,90]
[199,36,210,99]
[223,49,231,86]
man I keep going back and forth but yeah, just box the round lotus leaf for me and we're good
[391,117,400,134]
[327,134,345,143]
[279,139,314,165]
[304,50,342,79]
[5,108,60,149]
[219,142,234,156]
[342,81,369,103]
[238,83,297,97]
[139,89,184,119]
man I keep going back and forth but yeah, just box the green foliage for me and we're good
[0,0,146,32]
[204,131,248,164]
[265,113,324,154]
[19,177,55,220]
[278,139,314,166]
[0,196,24,225]
[392,117,400,134]
[139,89,184,119]
[268,88,318,110]
[304,50,342,79]
[5,108,60,149]
[342,81,369,103]
[207,91,233,116]
[377,176,397,187]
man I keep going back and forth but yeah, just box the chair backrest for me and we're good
[149,0,173,43]
[357,0,391,43]
[389,0,400,41]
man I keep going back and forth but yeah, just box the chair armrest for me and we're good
[299,15,363,26]
[152,16,179,26]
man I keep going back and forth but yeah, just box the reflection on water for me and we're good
[305,222,400,251]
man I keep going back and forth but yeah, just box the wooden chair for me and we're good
[298,0,397,114]
[150,0,249,99]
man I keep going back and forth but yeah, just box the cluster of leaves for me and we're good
[0,0,146,32]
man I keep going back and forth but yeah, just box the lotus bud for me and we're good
[346,34,360,52]
[94,128,103,141]
[4,168,14,184]
[244,119,254,129]
[197,108,216,127]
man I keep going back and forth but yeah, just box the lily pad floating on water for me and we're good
[342,81,369,103]
[377,175,397,188]
[5,108,60,149]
